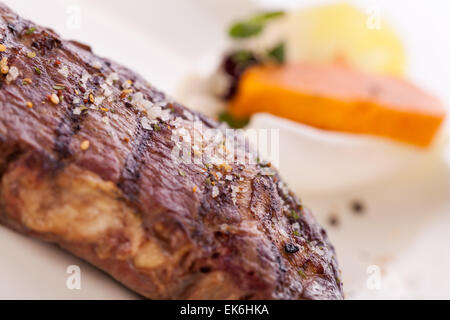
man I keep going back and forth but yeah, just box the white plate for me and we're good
[247,113,442,194]
[1,0,450,299]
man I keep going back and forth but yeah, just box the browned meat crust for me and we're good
[0,3,343,299]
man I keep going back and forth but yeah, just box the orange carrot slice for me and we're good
[229,63,446,147]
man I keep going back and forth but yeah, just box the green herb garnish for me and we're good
[297,269,307,279]
[231,50,253,65]
[228,10,285,39]
[218,111,249,129]
[25,27,36,35]
[291,210,300,220]
[153,123,161,131]
[229,21,263,39]
[34,67,41,75]
[293,230,300,236]
[256,11,285,21]
[268,42,285,63]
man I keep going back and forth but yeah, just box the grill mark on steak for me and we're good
[117,116,153,202]
[54,107,87,159]
[250,175,296,295]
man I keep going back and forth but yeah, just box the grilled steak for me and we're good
[0,3,343,299]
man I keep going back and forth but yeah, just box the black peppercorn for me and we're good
[328,214,340,227]
[351,200,365,214]
[285,243,299,254]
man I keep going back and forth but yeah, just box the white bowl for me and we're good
[247,112,439,194]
